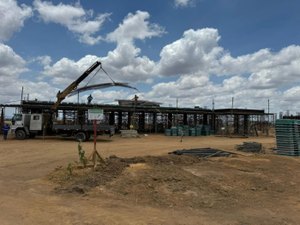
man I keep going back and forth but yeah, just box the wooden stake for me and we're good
[88,119,105,169]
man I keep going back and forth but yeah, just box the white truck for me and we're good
[11,113,46,139]
[11,112,115,141]
[11,61,115,141]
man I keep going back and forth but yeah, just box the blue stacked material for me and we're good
[275,119,300,156]
[189,128,196,136]
[183,128,189,136]
[165,129,171,136]
[196,125,203,136]
[177,127,183,136]
[165,125,212,136]
[171,127,178,136]
[201,125,211,136]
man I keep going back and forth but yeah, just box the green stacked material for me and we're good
[165,125,211,136]
[201,125,211,136]
[183,125,190,136]
[177,127,188,136]
[171,127,178,136]
[189,128,196,136]
[164,129,171,136]
[196,125,203,136]
[177,127,183,136]
[275,119,300,156]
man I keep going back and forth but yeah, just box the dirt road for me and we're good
[1,134,300,225]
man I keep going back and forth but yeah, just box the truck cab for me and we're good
[11,113,44,139]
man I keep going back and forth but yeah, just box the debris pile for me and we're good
[236,142,263,153]
[170,148,231,157]
[120,129,139,138]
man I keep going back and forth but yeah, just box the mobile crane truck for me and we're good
[11,61,115,141]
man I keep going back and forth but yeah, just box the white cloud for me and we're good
[86,89,132,104]
[0,43,56,104]
[35,24,300,113]
[0,43,27,79]
[3,3,300,116]
[31,55,52,67]
[41,55,101,88]
[102,11,165,82]
[174,0,195,8]
[221,76,246,92]
[147,74,211,101]
[103,43,156,83]
[0,0,32,42]
[156,27,300,98]
[33,0,110,45]
[35,11,165,89]
[106,11,165,44]
[157,28,223,76]
[283,86,300,102]
[145,74,275,111]
[218,46,300,89]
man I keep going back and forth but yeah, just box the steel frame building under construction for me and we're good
[1,99,273,136]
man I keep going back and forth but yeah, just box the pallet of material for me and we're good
[120,129,139,138]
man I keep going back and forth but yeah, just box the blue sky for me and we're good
[1,0,300,116]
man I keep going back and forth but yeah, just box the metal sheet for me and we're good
[69,82,138,96]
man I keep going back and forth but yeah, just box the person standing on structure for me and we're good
[87,94,93,104]
[2,123,10,140]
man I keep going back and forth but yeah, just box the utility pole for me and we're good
[267,99,270,136]
[231,97,234,137]
[19,86,24,113]
[176,98,179,126]
[20,86,24,103]
[212,98,215,132]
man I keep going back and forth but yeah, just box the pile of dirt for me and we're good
[49,154,230,207]
[48,153,300,213]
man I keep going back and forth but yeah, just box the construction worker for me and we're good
[2,123,10,140]
[87,94,93,104]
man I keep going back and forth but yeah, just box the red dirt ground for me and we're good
[1,134,300,225]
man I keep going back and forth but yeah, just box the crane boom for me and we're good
[51,61,101,111]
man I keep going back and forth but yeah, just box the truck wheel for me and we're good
[75,132,87,142]
[15,129,26,140]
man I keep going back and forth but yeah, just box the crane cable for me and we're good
[84,66,102,87]
[84,64,116,87]
[100,65,116,84]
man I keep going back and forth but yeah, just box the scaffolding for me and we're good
[1,101,273,136]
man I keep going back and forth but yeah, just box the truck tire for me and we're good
[75,132,87,142]
[15,129,26,140]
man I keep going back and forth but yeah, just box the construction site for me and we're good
[1,61,300,225]
[1,97,272,138]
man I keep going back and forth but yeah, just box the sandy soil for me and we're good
[1,134,300,225]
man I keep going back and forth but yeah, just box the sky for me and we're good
[1,0,300,116]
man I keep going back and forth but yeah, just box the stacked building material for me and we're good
[236,142,262,153]
[195,125,203,136]
[275,119,300,156]
[201,125,211,136]
[170,148,231,157]
[120,129,139,138]
[165,125,212,137]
